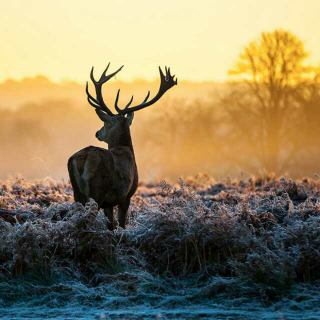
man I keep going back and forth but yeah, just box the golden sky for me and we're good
[1,0,320,83]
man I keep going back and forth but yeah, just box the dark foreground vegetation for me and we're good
[0,175,320,318]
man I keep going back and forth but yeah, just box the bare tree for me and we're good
[222,29,317,174]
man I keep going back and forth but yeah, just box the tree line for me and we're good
[0,29,319,180]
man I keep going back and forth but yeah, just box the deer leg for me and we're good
[118,198,131,229]
[68,169,87,205]
[104,207,115,231]
[71,185,88,206]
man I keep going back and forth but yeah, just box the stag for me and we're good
[68,63,177,230]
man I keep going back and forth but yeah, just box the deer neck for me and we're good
[108,127,134,154]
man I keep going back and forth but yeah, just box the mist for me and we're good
[0,72,319,181]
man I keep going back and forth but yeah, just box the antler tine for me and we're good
[86,81,110,112]
[167,67,172,78]
[125,95,134,109]
[87,96,104,110]
[140,91,150,104]
[86,82,99,105]
[159,66,165,81]
[115,89,135,112]
[117,66,177,115]
[86,63,124,117]
[134,90,150,109]
[114,89,122,113]
[98,64,123,84]
[101,62,110,79]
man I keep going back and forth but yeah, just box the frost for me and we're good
[0,175,320,318]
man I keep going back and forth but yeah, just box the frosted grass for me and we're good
[0,175,320,319]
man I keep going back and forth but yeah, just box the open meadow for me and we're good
[0,175,319,319]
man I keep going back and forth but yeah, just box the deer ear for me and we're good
[95,109,114,124]
[126,112,134,126]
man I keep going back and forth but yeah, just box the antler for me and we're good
[114,66,177,115]
[86,63,123,116]
[86,64,177,116]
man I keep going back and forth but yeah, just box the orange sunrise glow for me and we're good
[1,0,319,83]
[0,0,319,181]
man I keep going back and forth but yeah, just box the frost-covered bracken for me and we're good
[0,174,320,314]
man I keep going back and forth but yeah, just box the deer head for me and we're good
[86,63,177,145]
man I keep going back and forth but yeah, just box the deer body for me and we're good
[68,63,177,230]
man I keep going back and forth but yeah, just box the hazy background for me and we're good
[1,1,320,181]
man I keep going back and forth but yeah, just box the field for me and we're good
[0,175,320,319]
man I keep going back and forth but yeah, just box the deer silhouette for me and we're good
[68,63,177,230]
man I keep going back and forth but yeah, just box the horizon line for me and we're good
[0,74,227,86]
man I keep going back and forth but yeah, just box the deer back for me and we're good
[68,145,138,206]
